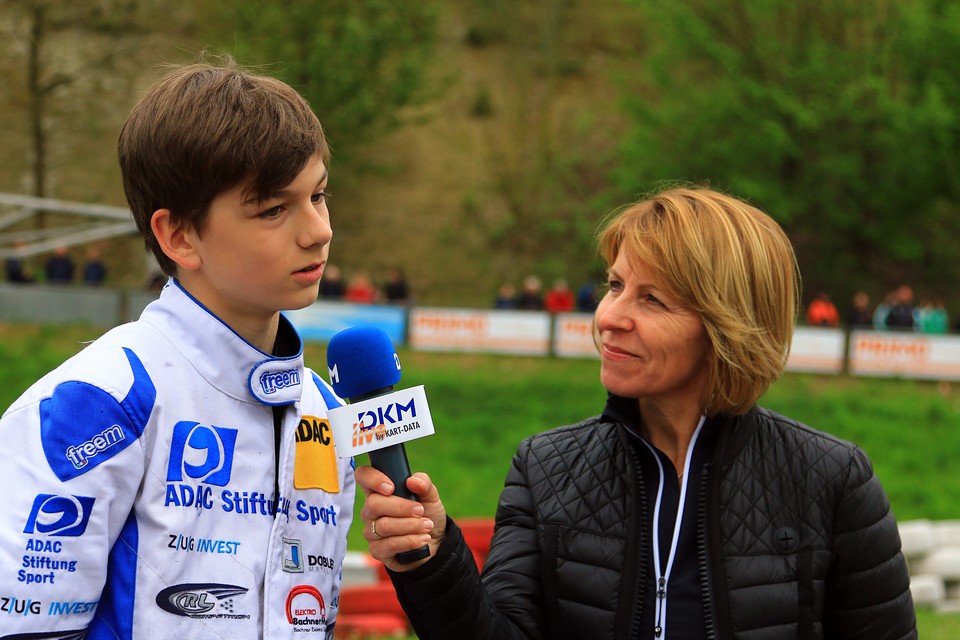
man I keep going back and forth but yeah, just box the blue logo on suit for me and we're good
[24,494,96,536]
[166,422,238,486]
[40,347,156,482]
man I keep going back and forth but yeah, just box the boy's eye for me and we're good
[259,205,283,219]
[311,190,330,205]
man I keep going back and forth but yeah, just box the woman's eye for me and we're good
[645,294,664,307]
[607,279,623,292]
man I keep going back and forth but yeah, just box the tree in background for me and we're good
[0,0,189,212]
[618,0,960,302]
[196,0,442,168]
[453,0,640,284]
[3,0,958,306]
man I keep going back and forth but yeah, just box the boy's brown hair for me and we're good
[118,56,329,276]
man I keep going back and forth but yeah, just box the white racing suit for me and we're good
[0,280,355,639]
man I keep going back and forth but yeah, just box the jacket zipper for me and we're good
[627,443,647,640]
[697,462,717,640]
[640,417,706,639]
[645,450,669,638]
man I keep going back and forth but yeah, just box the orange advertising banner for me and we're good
[849,330,960,380]
[409,308,551,355]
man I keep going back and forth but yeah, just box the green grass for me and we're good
[339,350,960,541]
[1,323,958,637]
[761,373,960,522]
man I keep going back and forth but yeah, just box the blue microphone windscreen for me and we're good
[326,325,402,400]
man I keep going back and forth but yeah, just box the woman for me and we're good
[356,187,916,639]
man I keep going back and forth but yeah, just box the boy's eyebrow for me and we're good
[243,169,329,205]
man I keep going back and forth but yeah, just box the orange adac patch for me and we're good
[294,415,339,493]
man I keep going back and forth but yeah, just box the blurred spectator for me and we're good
[805,291,839,327]
[917,299,949,334]
[872,291,895,330]
[344,271,378,304]
[576,281,598,312]
[45,246,75,284]
[5,239,35,284]
[319,264,345,299]
[383,267,411,305]
[544,278,575,313]
[885,284,915,331]
[81,246,107,286]
[494,282,517,309]
[516,275,544,310]
[843,291,873,329]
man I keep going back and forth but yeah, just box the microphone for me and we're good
[326,325,431,563]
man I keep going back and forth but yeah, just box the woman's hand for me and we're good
[356,466,448,572]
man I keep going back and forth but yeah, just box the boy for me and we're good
[0,59,354,639]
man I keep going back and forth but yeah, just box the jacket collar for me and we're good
[705,406,760,470]
[602,392,755,466]
[140,279,306,406]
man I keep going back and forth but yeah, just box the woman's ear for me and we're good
[151,209,201,272]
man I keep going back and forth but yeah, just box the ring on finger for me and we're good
[371,519,382,540]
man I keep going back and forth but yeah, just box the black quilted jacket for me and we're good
[391,405,917,639]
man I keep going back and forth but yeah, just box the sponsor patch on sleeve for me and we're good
[40,348,156,482]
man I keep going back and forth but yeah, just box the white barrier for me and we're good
[785,327,846,374]
[850,330,960,381]
[0,282,124,327]
[900,520,960,610]
[551,317,852,373]
[342,551,380,587]
[553,312,598,359]
[555,321,960,381]
[409,308,551,356]
[284,302,407,346]
[2,285,960,383]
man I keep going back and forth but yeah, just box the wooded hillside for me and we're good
[2,0,958,311]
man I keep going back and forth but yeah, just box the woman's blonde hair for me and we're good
[597,186,801,415]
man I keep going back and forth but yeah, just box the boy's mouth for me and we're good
[292,262,325,284]
[297,262,322,274]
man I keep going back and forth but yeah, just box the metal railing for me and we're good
[0,193,137,258]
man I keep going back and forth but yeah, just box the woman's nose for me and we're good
[595,293,632,331]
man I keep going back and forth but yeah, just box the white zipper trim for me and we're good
[640,414,707,639]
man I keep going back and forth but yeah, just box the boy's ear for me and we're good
[151,209,201,272]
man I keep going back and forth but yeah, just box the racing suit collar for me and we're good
[141,279,306,406]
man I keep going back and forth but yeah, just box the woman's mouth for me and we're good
[602,343,638,360]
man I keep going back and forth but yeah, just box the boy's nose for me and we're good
[300,204,333,247]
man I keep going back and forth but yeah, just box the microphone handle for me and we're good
[368,444,417,501]
[367,444,431,564]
